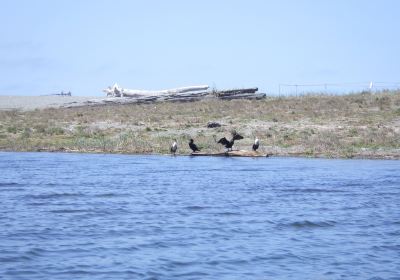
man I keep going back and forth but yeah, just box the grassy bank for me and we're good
[1,91,399,159]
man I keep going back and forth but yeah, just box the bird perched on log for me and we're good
[252,137,260,151]
[170,139,177,155]
[189,139,200,153]
[215,132,244,151]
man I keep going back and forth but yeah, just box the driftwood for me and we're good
[104,84,209,97]
[215,87,258,97]
[191,150,271,157]
[162,91,209,99]
[62,87,266,108]
[218,93,266,100]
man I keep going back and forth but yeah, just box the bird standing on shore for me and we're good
[170,139,177,155]
[216,132,244,151]
[252,137,260,151]
[189,139,200,153]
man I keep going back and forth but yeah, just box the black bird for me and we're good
[189,139,200,153]
[170,139,177,155]
[216,133,244,151]
[252,137,260,151]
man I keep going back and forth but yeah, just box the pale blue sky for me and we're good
[0,0,399,96]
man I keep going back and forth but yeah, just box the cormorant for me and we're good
[216,133,243,151]
[170,139,177,155]
[252,138,260,151]
[189,139,200,153]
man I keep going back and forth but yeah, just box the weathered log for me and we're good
[191,150,270,157]
[128,85,209,95]
[215,87,258,97]
[218,93,266,100]
[169,98,205,103]
[104,84,209,97]
[163,91,210,99]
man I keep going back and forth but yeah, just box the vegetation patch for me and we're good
[0,90,399,159]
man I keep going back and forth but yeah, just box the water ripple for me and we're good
[0,152,399,279]
[24,192,83,200]
[278,220,337,229]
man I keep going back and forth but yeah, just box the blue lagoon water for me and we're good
[0,152,399,280]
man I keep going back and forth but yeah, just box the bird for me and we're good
[170,139,177,155]
[216,132,244,151]
[189,139,200,153]
[252,137,260,151]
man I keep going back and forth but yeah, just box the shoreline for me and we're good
[1,147,399,160]
[1,91,399,160]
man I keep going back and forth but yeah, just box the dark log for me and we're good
[218,93,266,100]
[207,121,221,128]
[215,87,258,97]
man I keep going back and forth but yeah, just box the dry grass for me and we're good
[1,90,399,159]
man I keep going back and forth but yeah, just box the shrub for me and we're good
[47,127,64,135]
[7,126,17,134]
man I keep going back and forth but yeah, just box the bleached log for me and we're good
[163,91,209,99]
[103,84,209,97]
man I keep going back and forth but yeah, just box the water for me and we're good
[0,152,399,280]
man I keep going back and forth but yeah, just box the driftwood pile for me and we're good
[63,86,266,108]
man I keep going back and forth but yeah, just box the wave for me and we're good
[0,182,21,187]
[251,252,302,261]
[25,193,83,200]
[372,244,400,251]
[0,248,47,263]
[184,206,210,211]
[49,209,89,214]
[0,182,19,186]
[168,260,198,267]
[94,193,129,198]
[280,188,347,193]
[172,271,210,278]
[25,248,47,257]
[213,212,242,216]
[279,220,337,229]
[0,188,25,192]
[0,255,33,262]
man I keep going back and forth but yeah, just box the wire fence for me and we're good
[278,82,400,96]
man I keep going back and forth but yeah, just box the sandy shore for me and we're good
[0,95,103,111]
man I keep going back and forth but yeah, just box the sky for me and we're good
[0,0,399,96]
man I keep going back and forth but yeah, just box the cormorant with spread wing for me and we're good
[216,132,244,151]
[189,139,200,153]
